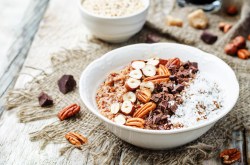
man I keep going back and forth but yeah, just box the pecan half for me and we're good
[125,117,145,128]
[219,148,241,164]
[136,88,151,103]
[58,103,80,121]
[65,132,87,147]
[143,75,169,84]
[133,102,156,118]
[165,58,181,68]
[158,64,171,76]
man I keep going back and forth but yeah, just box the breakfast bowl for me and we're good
[78,0,150,43]
[79,43,239,149]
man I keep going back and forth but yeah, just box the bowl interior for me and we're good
[79,43,239,134]
[79,0,150,19]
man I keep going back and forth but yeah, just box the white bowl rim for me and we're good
[78,0,150,20]
[79,43,239,135]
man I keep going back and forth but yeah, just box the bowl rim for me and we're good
[78,0,150,20]
[79,43,239,135]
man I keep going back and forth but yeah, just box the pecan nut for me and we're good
[136,88,151,103]
[158,64,171,76]
[219,148,241,164]
[237,49,250,59]
[143,75,169,84]
[58,103,80,120]
[65,132,87,147]
[133,102,156,118]
[165,58,181,68]
[125,118,145,128]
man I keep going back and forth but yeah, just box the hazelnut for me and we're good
[188,9,208,29]
[232,36,246,49]
[218,22,226,31]
[218,22,232,33]
[224,43,237,55]
[223,24,232,33]
[237,49,250,59]
[226,5,238,16]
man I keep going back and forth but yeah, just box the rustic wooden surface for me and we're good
[0,0,248,164]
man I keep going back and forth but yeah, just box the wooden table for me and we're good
[0,0,248,164]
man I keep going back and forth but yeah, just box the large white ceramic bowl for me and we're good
[78,0,150,43]
[79,43,239,149]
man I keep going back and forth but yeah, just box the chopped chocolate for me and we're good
[58,75,77,94]
[146,33,160,43]
[153,114,162,124]
[201,31,218,44]
[169,75,177,82]
[38,92,53,107]
[172,84,185,93]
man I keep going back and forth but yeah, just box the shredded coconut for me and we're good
[169,73,224,128]
[82,0,145,17]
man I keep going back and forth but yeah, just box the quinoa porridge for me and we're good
[82,0,145,17]
[95,57,224,130]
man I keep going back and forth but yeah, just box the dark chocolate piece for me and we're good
[200,31,218,44]
[38,92,53,107]
[58,75,76,94]
[146,33,160,43]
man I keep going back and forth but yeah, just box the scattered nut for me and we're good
[140,81,155,92]
[129,69,142,80]
[166,58,181,68]
[223,24,232,33]
[166,15,183,27]
[110,103,120,114]
[136,88,151,103]
[143,75,169,84]
[232,36,246,49]
[219,148,241,164]
[224,43,238,55]
[58,103,80,121]
[123,92,136,103]
[188,9,208,29]
[133,102,156,118]
[226,5,238,16]
[114,114,126,125]
[146,58,160,66]
[125,117,145,128]
[142,64,157,77]
[200,31,218,44]
[237,49,250,59]
[131,60,145,70]
[121,101,134,115]
[65,132,87,147]
[125,78,141,91]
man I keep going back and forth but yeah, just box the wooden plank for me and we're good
[0,0,50,101]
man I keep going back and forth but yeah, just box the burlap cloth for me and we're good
[5,0,250,164]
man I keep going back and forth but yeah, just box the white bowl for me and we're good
[79,43,239,149]
[78,0,150,43]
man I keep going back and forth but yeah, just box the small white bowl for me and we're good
[79,43,239,149]
[78,0,150,43]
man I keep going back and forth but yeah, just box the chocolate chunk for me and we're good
[38,92,53,107]
[154,84,162,92]
[146,33,160,43]
[161,115,168,120]
[58,75,76,94]
[169,75,177,82]
[151,94,162,103]
[168,102,178,113]
[191,62,198,68]
[201,31,218,44]
[174,84,185,93]
[153,114,162,124]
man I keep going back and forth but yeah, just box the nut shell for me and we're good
[224,43,237,55]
